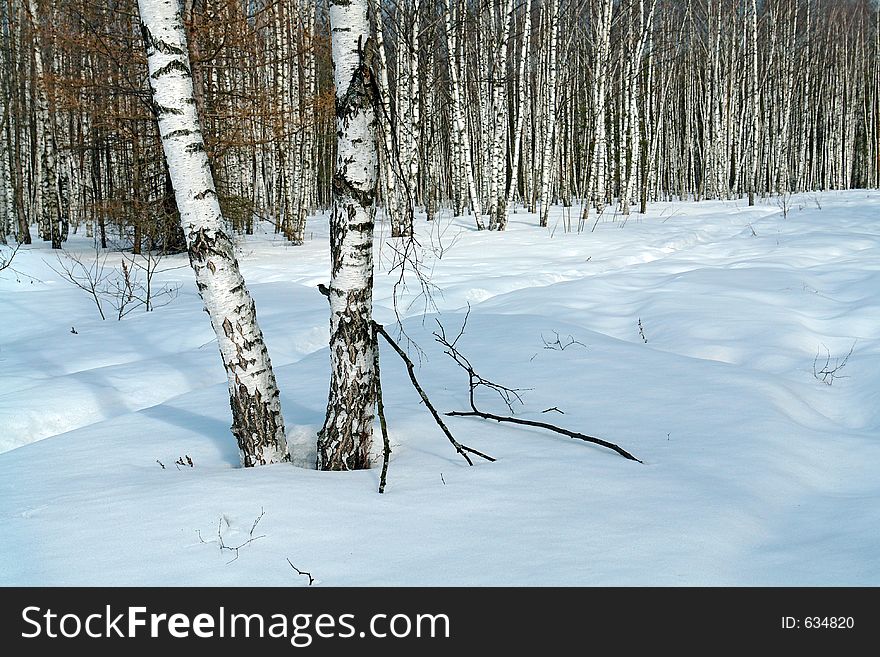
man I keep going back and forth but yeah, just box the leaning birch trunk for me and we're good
[317,0,379,471]
[137,0,289,467]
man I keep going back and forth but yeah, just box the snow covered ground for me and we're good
[1,191,879,585]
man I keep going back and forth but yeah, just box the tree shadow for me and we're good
[139,403,239,465]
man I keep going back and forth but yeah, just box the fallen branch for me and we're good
[435,318,642,464]
[446,409,642,463]
[287,559,315,586]
[373,321,495,466]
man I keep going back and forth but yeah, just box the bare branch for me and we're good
[373,323,392,494]
[198,508,267,564]
[813,342,855,386]
[437,320,642,463]
[446,408,642,463]
[287,559,315,586]
[373,321,495,466]
[542,331,586,351]
[0,242,22,274]
[434,314,527,414]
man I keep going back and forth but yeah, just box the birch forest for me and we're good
[2,0,879,248]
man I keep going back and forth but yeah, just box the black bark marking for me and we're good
[154,103,184,117]
[150,59,191,79]
[140,23,186,56]
[222,317,235,340]
[194,188,217,200]
[229,384,290,468]
[165,129,194,139]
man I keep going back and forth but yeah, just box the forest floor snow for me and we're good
[1,191,879,585]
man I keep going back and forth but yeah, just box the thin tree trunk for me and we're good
[137,0,289,467]
[505,0,534,220]
[538,0,558,228]
[444,0,483,228]
[317,0,379,471]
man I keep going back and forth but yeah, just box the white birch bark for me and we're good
[368,0,400,233]
[301,0,318,216]
[0,40,13,241]
[137,0,289,467]
[444,0,483,228]
[589,0,613,214]
[488,0,514,230]
[317,0,379,471]
[505,0,534,219]
[621,0,655,213]
[538,0,558,228]
[746,0,759,205]
[26,0,62,248]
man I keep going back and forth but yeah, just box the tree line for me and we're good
[2,0,878,249]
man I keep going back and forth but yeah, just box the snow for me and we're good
[2,190,879,585]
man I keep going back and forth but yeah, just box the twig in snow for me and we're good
[198,508,267,564]
[813,342,855,386]
[156,459,165,469]
[638,318,648,344]
[542,407,564,414]
[287,559,315,586]
[542,331,586,351]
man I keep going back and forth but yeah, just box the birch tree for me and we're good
[137,0,289,467]
[487,0,514,230]
[25,0,65,248]
[444,0,483,227]
[7,0,880,255]
[538,0,559,228]
[317,0,379,471]
[589,0,613,215]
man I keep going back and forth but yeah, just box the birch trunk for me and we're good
[26,0,63,248]
[747,0,759,205]
[505,0,534,217]
[538,0,558,228]
[369,0,401,234]
[444,0,483,228]
[317,0,379,471]
[137,0,289,467]
[487,0,514,230]
[589,0,613,215]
